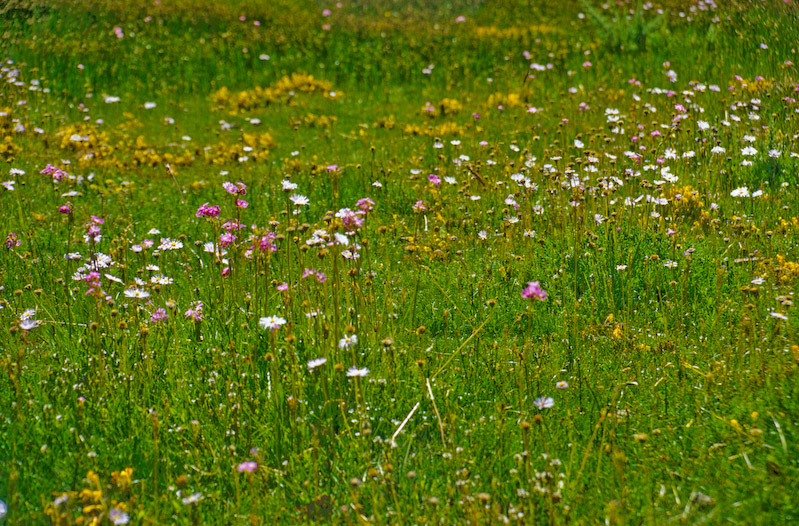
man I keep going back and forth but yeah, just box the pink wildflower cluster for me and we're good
[40,164,69,182]
[522,281,547,301]
[84,216,103,243]
[83,271,105,297]
[222,181,248,208]
[184,301,203,321]
[5,232,21,248]
[254,232,277,252]
[196,202,221,218]
[302,268,327,283]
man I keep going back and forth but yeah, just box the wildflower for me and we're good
[281,179,298,191]
[556,381,569,389]
[290,194,310,206]
[664,261,678,269]
[159,238,184,251]
[5,232,22,248]
[59,202,72,214]
[237,461,258,473]
[185,302,204,321]
[150,308,169,323]
[534,396,555,410]
[182,492,202,505]
[428,174,441,186]
[223,181,247,195]
[355,197,375,212]
[741,146,757,156]
[770,312,788,321]
[335,208,364,232]
[347,366,369,377]
[339,334,358,349]
[730,187,750,198]
[196,203,220,218]
[259,316,287,330]
[522,281,547,301]
[20,318,40,331]
[109,508,130,525]
[219,233,236,247]
[124,288,150,299]
[276,282,289,291]
[308,357,327,371]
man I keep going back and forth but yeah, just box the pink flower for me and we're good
[220,233,236,247]
[522,281,547,301]
[277,282,288,291]
[428,174,441,186]
[355,197,374,212]
[196,203,220,218]
[185,302,203,321]
[59,203,73,214]
[223,181,246,195]
[4,232,21,248]
[150,308,168,323]
[237,461,257,473]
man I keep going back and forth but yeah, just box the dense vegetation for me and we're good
[1,0,798,523]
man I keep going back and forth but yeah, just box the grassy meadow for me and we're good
[1,0,799,523]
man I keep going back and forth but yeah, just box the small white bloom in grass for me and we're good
[696,120,709,131]
[159,238,183,250]
[182,492,202,505]
[711,146,726,154]
[741,146,757,156]
[105,273,124,284]
[144,102,156,109]
[151,275,173,285]
[556,381,569,389]
[664,261,678,269]
[730,187,750,198]
[770,312,788,321]
[124,288,150,299]
[534,396,554,410]
[339,334,358,349]
[109,508,130,525]
[21,308,36,320]
[574,139,584,149]
[290,194,309,206]
[347,366,369,378]
[259,316,287,330]
[307,357,327,371]
[20,319,40,330]
[750,277,765,285]
[616,265,628,271]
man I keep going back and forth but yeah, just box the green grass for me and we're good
[1,0,799,524]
